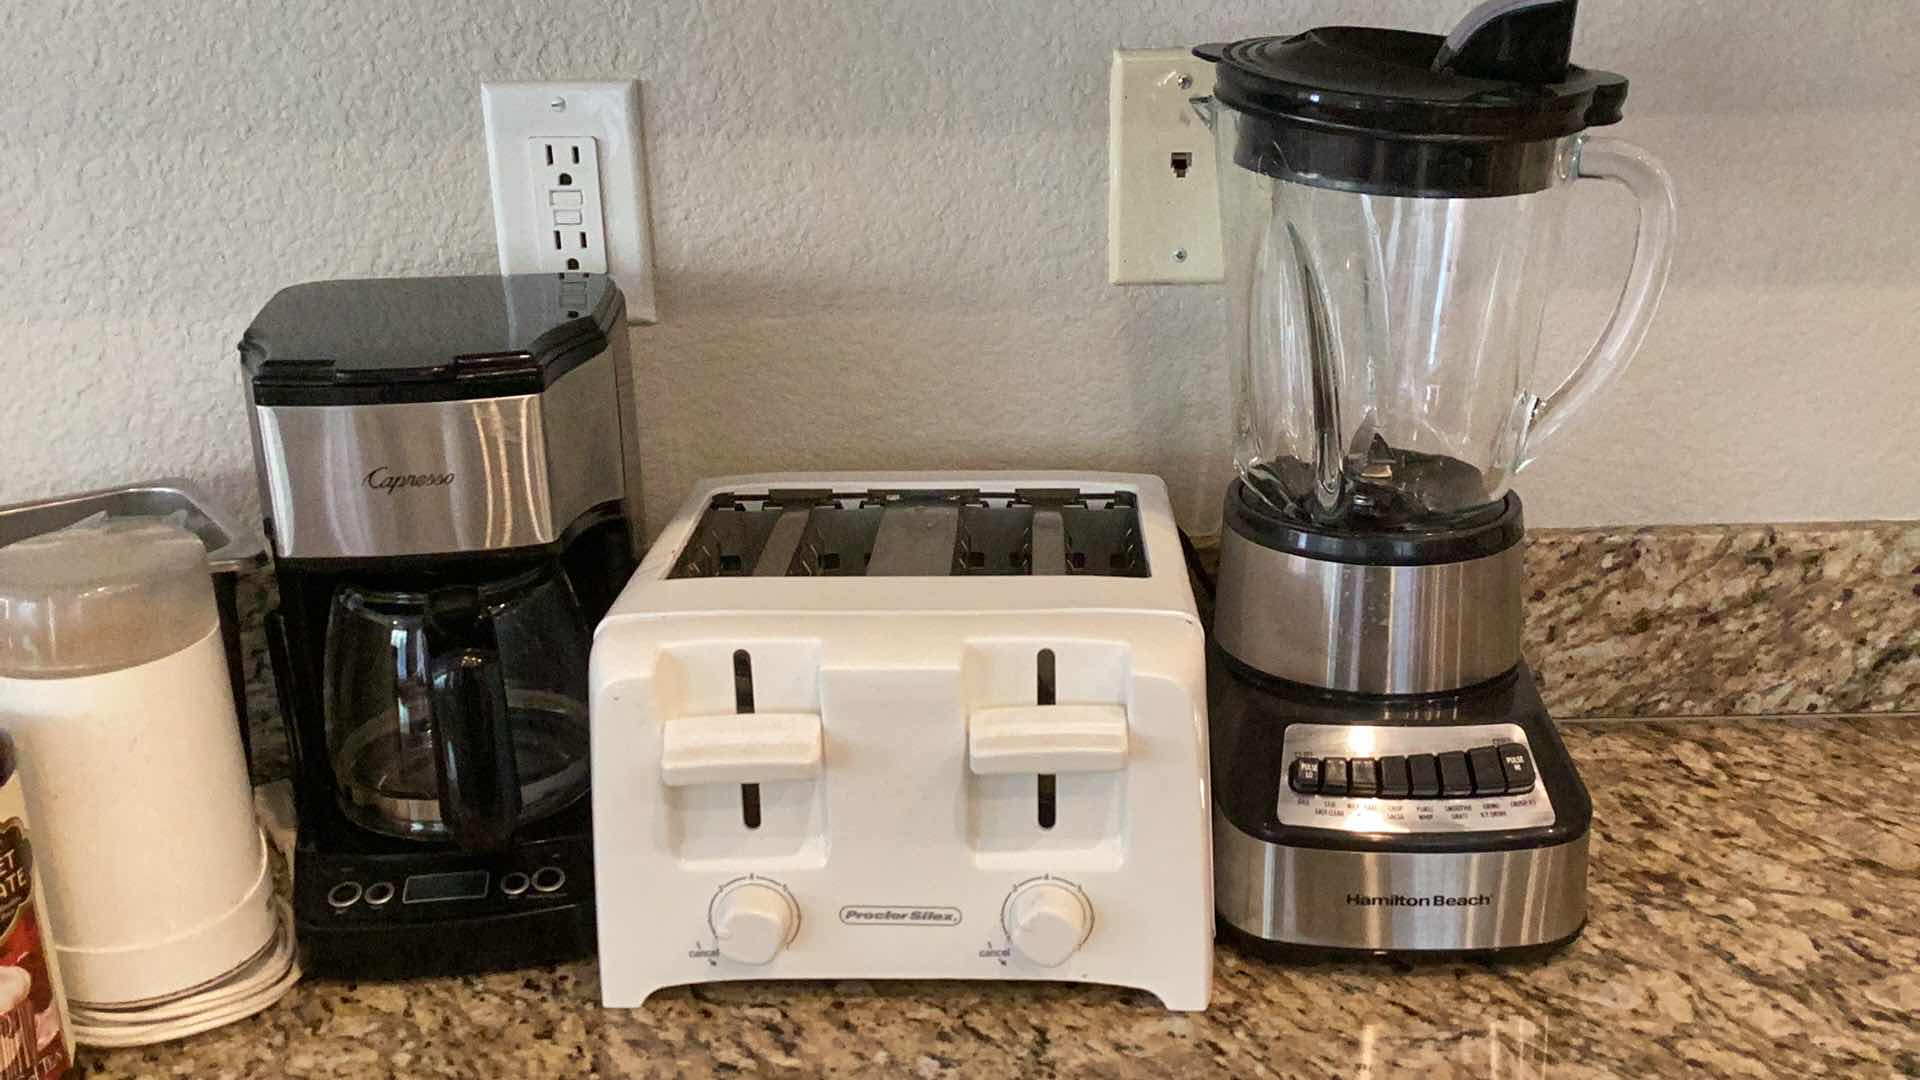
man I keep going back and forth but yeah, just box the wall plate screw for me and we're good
[1172,248,1189,263]
[549,96,566,112]
[1175,73,1194,90]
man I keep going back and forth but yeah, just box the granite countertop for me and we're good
[79,713,1920,1079]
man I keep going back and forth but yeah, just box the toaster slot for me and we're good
[789,505,885,576]
[1062,501,1148,576]
[670,500,785,578]
[955,505,1034,575]
[751,508,812,577]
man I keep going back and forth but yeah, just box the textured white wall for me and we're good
[3,1,1915,534]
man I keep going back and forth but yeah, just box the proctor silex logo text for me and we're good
[839,905,962,927]
[1347,893,1494,908]
[364,466,456,494]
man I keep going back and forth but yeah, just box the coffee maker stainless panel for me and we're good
[255,351,623,560]
[1213,527,1522,695]
[1213,809,1587,951]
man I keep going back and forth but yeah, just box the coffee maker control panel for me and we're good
[1274,723,1555,833]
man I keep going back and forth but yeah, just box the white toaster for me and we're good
[588,472,1211,1010]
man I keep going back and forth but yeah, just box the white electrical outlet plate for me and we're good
[483,81,657,322]
[1108,49,1222,285]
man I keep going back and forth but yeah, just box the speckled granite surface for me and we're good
[77,714,1920,1079]
[1524,522,1920,718]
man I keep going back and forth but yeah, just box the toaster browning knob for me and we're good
[712,882,798,965]
[1005,881,1092,968]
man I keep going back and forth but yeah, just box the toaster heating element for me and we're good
[589,473,1212,1010]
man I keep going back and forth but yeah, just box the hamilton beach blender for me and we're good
[1197,0,1675,956]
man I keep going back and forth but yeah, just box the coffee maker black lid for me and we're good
[241,274,621,406]
[1197,0,1628,198]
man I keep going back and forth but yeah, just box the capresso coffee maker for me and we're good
[1198,0,1675,956]
[242,274,644,976]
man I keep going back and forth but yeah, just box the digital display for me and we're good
[402,870,490,904]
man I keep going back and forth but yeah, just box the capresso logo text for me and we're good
[1346,893,1493,908]
[364,466,456,494]
[839,905,962,927]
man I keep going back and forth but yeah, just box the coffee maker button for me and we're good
[532,867,567,893]
[1407,754,1441,798]
[1437,752,1474,798]
[326,882,363,909]
[1319,758,1350,797]
[364,882,396,907]
[1496,743,1537,794]
[1347,758,1379,798]
[501,872,532,897]
[1377,756,1411,798]
[1468,746,1506,797]
[1288,758,1323,794]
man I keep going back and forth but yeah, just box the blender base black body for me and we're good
[1207,481,1591,958]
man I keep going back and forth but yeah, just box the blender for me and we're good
[1197,0,1675,957]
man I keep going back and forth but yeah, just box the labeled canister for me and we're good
[0,733,71,1078]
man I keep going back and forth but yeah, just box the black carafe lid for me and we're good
[1196,0,1627,198]
[241,274,620,406]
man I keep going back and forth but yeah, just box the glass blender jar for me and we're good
[1198,0,1674,530]
[1202,0,1676,962]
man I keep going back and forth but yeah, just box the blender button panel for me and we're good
[1468,746,1507,797]
[364,881,396,907]
[326,882,363,909]
[1498,743,1537,794]
[532,867,566,893]
[501,872,531,897]
[1319,757,1350,797]
[1437,752,1474,798]
[1289,758,1323,794]
[1347,758,1379,798]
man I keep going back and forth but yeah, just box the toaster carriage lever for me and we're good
[967,705,1129,775]
[660,713,824,786]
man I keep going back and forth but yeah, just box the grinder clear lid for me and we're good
[0,518,218,679]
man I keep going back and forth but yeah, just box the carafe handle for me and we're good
[1520,136,1677,466]
[426,589,522,853]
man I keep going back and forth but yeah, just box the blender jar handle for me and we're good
[426,590,523,853]
[1520,136,1677,467]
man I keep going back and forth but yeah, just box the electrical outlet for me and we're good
[528,137,608,273]
[1108,49,1222,285]
[483,81,656,322]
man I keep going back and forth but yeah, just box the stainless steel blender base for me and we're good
[1212,807,1587,954]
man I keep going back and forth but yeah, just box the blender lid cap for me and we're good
[1196,0,1629,197]
[240,274,621,406]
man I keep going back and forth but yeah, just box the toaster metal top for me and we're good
[668,487,1148,580]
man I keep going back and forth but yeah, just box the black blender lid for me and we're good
[240,274,620,405]
[1198,0,1628,198]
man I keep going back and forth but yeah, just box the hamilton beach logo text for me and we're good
[364,466,456,494]
[1347,893,1493,908]
[839,905,962,927]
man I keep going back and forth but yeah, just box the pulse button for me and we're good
[1288,758,1322,794]
[326,882,363,910]
[532,867,567,893]
[1497,742,1537,794]
[501,872,531,897]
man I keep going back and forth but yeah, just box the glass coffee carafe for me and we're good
[324,564,590,851]
[1197,3,1676,530]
